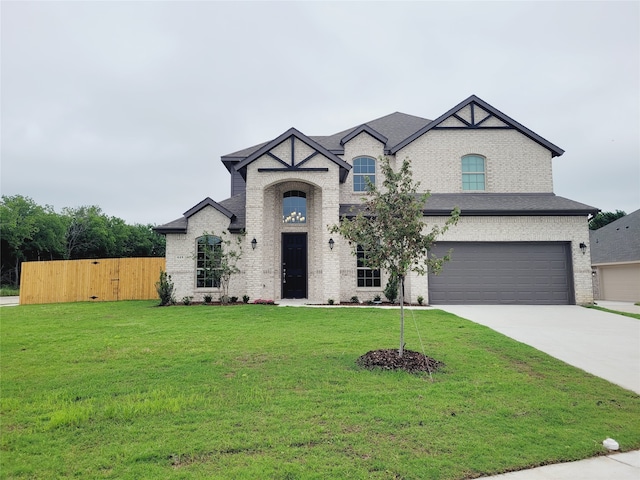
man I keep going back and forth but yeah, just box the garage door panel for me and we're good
[429,242,573,305]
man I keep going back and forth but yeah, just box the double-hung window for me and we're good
[462,155,486,191]
[196,236,222,288]
[357,245,381,287]
[353,157,376,192]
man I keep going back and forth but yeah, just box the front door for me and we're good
[282,233,307,298]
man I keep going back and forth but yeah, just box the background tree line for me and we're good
[1,195,165,287]
[588,210,626,230]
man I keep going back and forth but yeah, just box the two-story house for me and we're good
[155,95,598,305]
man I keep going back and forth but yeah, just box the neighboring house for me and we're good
[590,209,640,302]
[155,95,598,305]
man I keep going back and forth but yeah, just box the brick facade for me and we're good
[159,96,596,305]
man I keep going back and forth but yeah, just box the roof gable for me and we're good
[184,197,235,220]
[154,195,244,235]
[234,127,351,182]
[390,95,565,157]
[340,124,388,146]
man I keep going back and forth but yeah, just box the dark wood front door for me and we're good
[282,233,307,299]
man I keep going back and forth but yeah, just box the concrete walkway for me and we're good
[595,300,640,315]
[0,296,20,307]
[435,304,640,479]
[485,450,640,479]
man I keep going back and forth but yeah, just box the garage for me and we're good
[428,242,574,305]
[595,264,640,302]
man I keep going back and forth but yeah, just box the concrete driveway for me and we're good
[436,304,640,394]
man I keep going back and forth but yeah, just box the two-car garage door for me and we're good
[428,242,574,305]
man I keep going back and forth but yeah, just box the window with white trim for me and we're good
[196,236,222,288]
[462,155,486,191]
[353,157,376,192]
[357,245,381,287]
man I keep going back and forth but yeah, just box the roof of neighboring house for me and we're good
[221,95,565,174]
[590,209,640,264]
[155,193,597,235]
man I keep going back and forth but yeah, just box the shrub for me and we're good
[181,296,193,306]
[220,295,230,305]
[350,295,359,304]
[384,274,398,303]
[155,271,175,306]
[417,295,424,306]
[328,299,335,305]
[253,299,275,305]
[242,295,250,304]
[203,294,213,304]
[230,296,238,303]
[373,294,381,303]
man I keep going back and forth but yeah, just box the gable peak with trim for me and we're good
[389,95,565,156]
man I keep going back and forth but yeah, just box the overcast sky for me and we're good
[2,1,638,225]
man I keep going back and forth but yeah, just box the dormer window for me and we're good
[353,157,376,192]
[283,191,307,223]
[462,155,486,191]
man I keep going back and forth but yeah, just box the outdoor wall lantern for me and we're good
[251,238,257,250]
[328,238,335,250]
[579,242,587,254]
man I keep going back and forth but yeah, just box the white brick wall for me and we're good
[164,113,591,306]
[397,129,554,193]
[243,149,342,304]
[165,206,247,302]
[339,132,387,202]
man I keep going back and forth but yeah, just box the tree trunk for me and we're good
[399,274,405,357]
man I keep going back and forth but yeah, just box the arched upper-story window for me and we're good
[283,191,307,224]
[196,235,222,288]
[461,155,486,191]
[353,157,376,192]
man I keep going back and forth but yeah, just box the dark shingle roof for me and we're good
[153,216,187,234]
[154,194,246,235]
[340,193,598,217]
[590,209,640,264]
[221,95,566,169]
[221,112,432,170]
[157,193,598,235]
[218,193,246,233]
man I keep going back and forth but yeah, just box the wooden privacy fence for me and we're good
[20,257,166,305]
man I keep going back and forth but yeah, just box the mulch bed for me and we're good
[356,348,444,374]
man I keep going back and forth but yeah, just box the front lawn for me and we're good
[1,302,638,479]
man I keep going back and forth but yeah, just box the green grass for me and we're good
[0,287,19,297]
[585,305,640,320]
[1,302,639,479]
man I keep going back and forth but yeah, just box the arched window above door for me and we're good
[283,191,307,224]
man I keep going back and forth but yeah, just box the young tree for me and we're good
[330,156,460,357]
